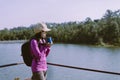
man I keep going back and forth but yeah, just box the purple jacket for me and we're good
[30,39,50,72]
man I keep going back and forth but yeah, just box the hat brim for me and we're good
[43,28,51,32]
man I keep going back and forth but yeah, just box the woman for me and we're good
[30,22,52,80]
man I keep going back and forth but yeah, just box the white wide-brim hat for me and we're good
[34,22,51,34]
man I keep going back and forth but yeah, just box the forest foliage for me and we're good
[0,9,120,46]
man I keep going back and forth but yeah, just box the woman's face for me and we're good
[41,31,47,38]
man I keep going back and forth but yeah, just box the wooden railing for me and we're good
[0,62,120,76]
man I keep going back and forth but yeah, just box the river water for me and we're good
[0,41,120,80]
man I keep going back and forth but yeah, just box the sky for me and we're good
[0,0,120,30]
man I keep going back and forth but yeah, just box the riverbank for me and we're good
[0,40,27,44]
[0,40,120,48]
[96,42,120,48]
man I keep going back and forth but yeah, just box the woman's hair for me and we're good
[31,32,42,42]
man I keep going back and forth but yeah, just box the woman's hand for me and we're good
[45,43,52,47]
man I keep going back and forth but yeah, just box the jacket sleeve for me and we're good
[31,39,42,59]
[45,47,51,57]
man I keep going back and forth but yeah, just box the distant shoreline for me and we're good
[0,40,119,48]
[0,40,27,43]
